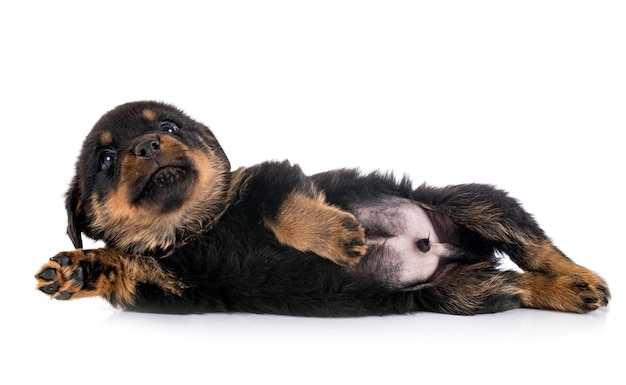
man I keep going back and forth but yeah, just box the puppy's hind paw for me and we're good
[520,272,611,313]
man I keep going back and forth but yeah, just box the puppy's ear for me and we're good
[65,177,84,249]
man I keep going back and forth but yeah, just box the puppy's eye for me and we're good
[100,150,117,170]
[160,121,179,133]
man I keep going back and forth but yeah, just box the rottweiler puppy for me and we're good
[35,101,610,315]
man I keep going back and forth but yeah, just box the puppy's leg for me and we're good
[266,190,367,267]
[250,161,366,266]
[35,249,184,307]
[414,183,610,313]
[514,241,610,312]
[409,263,523,315]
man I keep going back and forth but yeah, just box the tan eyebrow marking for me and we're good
[99,131,113,146]
[142,109,158,121]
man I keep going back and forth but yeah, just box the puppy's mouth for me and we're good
[131,164,196,212]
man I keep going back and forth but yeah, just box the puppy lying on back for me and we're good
[35,101,610,315]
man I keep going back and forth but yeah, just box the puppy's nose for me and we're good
[133,135,161,158]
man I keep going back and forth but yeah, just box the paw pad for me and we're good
[35,252,85,300]
[37,268,57,281]
[52,254,71,267]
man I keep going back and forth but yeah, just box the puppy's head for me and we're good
[67,101,232,254]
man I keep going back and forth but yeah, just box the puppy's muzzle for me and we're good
[133,134,161,159]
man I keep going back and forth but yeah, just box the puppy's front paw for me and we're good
[35,251,87,300]
[325,213,367,267]
[35,250,116,300]
[266,192,367,267]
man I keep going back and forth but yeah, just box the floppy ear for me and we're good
[65,177,84,249]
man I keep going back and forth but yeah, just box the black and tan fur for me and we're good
[35,101,610,315]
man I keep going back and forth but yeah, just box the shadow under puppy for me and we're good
[35,101,610,315]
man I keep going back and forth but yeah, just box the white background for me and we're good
[1,1,624,384]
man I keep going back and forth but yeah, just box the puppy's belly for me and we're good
[350,198,451,287]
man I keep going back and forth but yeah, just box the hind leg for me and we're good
[385,261,607,315]
[514,241,610,312]
[413,183,610,313]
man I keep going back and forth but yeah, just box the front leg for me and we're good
[35,249,185,308]
[248,161,366,267]
[266,190,366,266]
